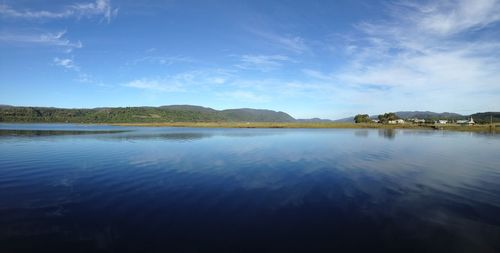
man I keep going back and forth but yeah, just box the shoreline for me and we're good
[1,122,497,133]
[108,122,498,133]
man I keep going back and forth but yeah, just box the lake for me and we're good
[1,124,499,252]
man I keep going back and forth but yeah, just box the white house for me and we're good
[388,119,405,124]
[436,120,448,124]
[408,118,425,123]
[468,117,475,125]
[457,117,475,125]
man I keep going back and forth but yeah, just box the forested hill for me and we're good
[0,105,296,123]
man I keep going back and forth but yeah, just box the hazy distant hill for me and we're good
[393,111,463,120]
[333,116,356,123]
[0,105,295,123]
[296,118,333,123]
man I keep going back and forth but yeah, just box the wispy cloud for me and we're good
[53,57,97,84]
[392,0,500,37]
[301,69,334,81]
[326,0,500,114]
[251,29,309,54]
[128,55,193,66]
[0,30,82,52]
[236,54,293,71]
[0,0,118,23]
[217,90,269,103]
[54,57,79,71]
[123,69,233,92]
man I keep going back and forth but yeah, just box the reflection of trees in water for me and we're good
[354,130,369,137]
[378,129,396,139]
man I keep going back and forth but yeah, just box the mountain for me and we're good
[159,105,218,113]
[393,111,463,120]
[220,108,295,122]
[0,105,295,123]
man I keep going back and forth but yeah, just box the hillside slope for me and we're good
[0,105,296,123]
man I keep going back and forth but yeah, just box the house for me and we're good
[372,119,380,123]
[436,120,448,124]
[408,118,425,123]
[457,117,475,125]
[388,119,405,124]
[468,117,475,125]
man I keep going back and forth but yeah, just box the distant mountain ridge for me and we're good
[393,111,462,119]
[296,118,333,123]
[0,105,295,123]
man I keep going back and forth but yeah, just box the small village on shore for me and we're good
[379,117,476,125]
[355,112,481,126]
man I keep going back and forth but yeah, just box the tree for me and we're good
[378,112,399,123]
[354,114,371,123]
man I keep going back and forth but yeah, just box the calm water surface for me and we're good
[1,124,499,252]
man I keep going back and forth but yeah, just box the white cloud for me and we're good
[0,30,82,52]
[210,77,227,84]
[124,78,185,92]
[0,0,118,23]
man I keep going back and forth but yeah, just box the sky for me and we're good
[1,0,499,119]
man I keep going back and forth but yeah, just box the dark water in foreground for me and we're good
[1,124,499,252]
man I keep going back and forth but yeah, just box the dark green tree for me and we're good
[354,114,371,123]
[378,113,399,123]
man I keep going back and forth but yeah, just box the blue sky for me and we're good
[1,0,499,119]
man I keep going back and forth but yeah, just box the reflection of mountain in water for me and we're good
[99,130,285,142]
[0,129,128,137]
[102,132,212,142]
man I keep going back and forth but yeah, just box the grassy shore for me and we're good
[111,122,499,132]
